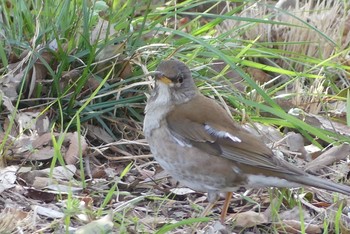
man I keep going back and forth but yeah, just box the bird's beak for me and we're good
[154,71,173,85]
[158,76,172,85]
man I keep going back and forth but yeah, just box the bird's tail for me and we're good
[291,174,350,195]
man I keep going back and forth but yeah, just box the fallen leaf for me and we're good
[32,205,64,219]
[0,207,32,233]
[26,188,56,202]
[27,147,55,160]
[64,132,88,164]
[75,212,114,234]
[233,210,268,227]
[274,220,322,234]
[0,166,17,193]
[305,143,350,173]
[170,188,196,196]
[86,124,114,143]
[245,67,271,85]
[286,132,311,161]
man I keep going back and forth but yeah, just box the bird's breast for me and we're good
[143,83,174,137]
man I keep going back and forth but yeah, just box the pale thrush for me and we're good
[143,59,350,222]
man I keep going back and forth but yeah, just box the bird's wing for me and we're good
[166,94,303,176]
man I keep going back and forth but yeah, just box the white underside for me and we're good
[247,174,301,188]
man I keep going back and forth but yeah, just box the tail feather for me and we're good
[292,174,350,195]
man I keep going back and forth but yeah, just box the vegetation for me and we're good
[0,0,349,233]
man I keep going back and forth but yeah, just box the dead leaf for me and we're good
[243,122,283,145]
[18,165,76,189]
[245,67,271,85]
[26,188,56,202]
[32,132,56,148]
[75,212,114,234]
[86,124,114,143]
[0,207,32,233]
[232,210,268,227]
[1,60,25,100]
[305,143,350,173]
[311,114,350,136]
[32,205,64,219]
[208,60,245,91]
[27,146,55,161]
[64,132,88,164]
[170,188,196,196]
[17,111,49,134]
[274,220,322,234]
[41,165,77,180]
[45,184,83,193]
[90,16,116,44]
[0,166,17,193]
[286,132,311,161]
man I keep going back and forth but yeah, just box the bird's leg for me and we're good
[190,193,218,233]
[220,192,233,223]
[200,202,216,218]
[200,192,219,218]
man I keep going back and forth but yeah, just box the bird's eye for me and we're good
[177,75,184,84]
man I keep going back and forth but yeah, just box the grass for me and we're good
[0,0,350,233]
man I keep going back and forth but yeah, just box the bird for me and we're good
[143,59,350,223]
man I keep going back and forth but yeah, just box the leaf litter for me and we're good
[0,1,350,233]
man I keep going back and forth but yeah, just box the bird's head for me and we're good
[154,59,198,103]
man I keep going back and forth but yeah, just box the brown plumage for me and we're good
[143,59,350,222]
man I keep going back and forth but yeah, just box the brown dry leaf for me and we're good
[75,212,114,234]
[232,210,268,227]
[208,60,245,91]
[25,188,56,202]
[274,220,322,234]
[27,51,53,98]
[245,67,271,85]
[90,16,116,44]
[1,42,59,99]
[84,75,100,92]
[243,122,283,146]
[31,176,53,189]
[118,60,133,79]
[90,166,108,179]
[290,110,350,137]
[60,68,83,92]
[12,136,53,160]
[1,60,26,100]
[0,207,33,233]
[0,108,50,160]
[18,165,77,189]
[10,130,89,163]
[28,147,55,160]
[95,42,132,79]
[43,164,77,180]
[305,143,350,173]
[86,124,114,143]
[32,132,56,148]
[1,94,15,112]
[18,170,46,187]
[61,68,82,81]
[64,132,88,164]
[286,132,311,161]
[311,114,350,136]
[17,111,49,133]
